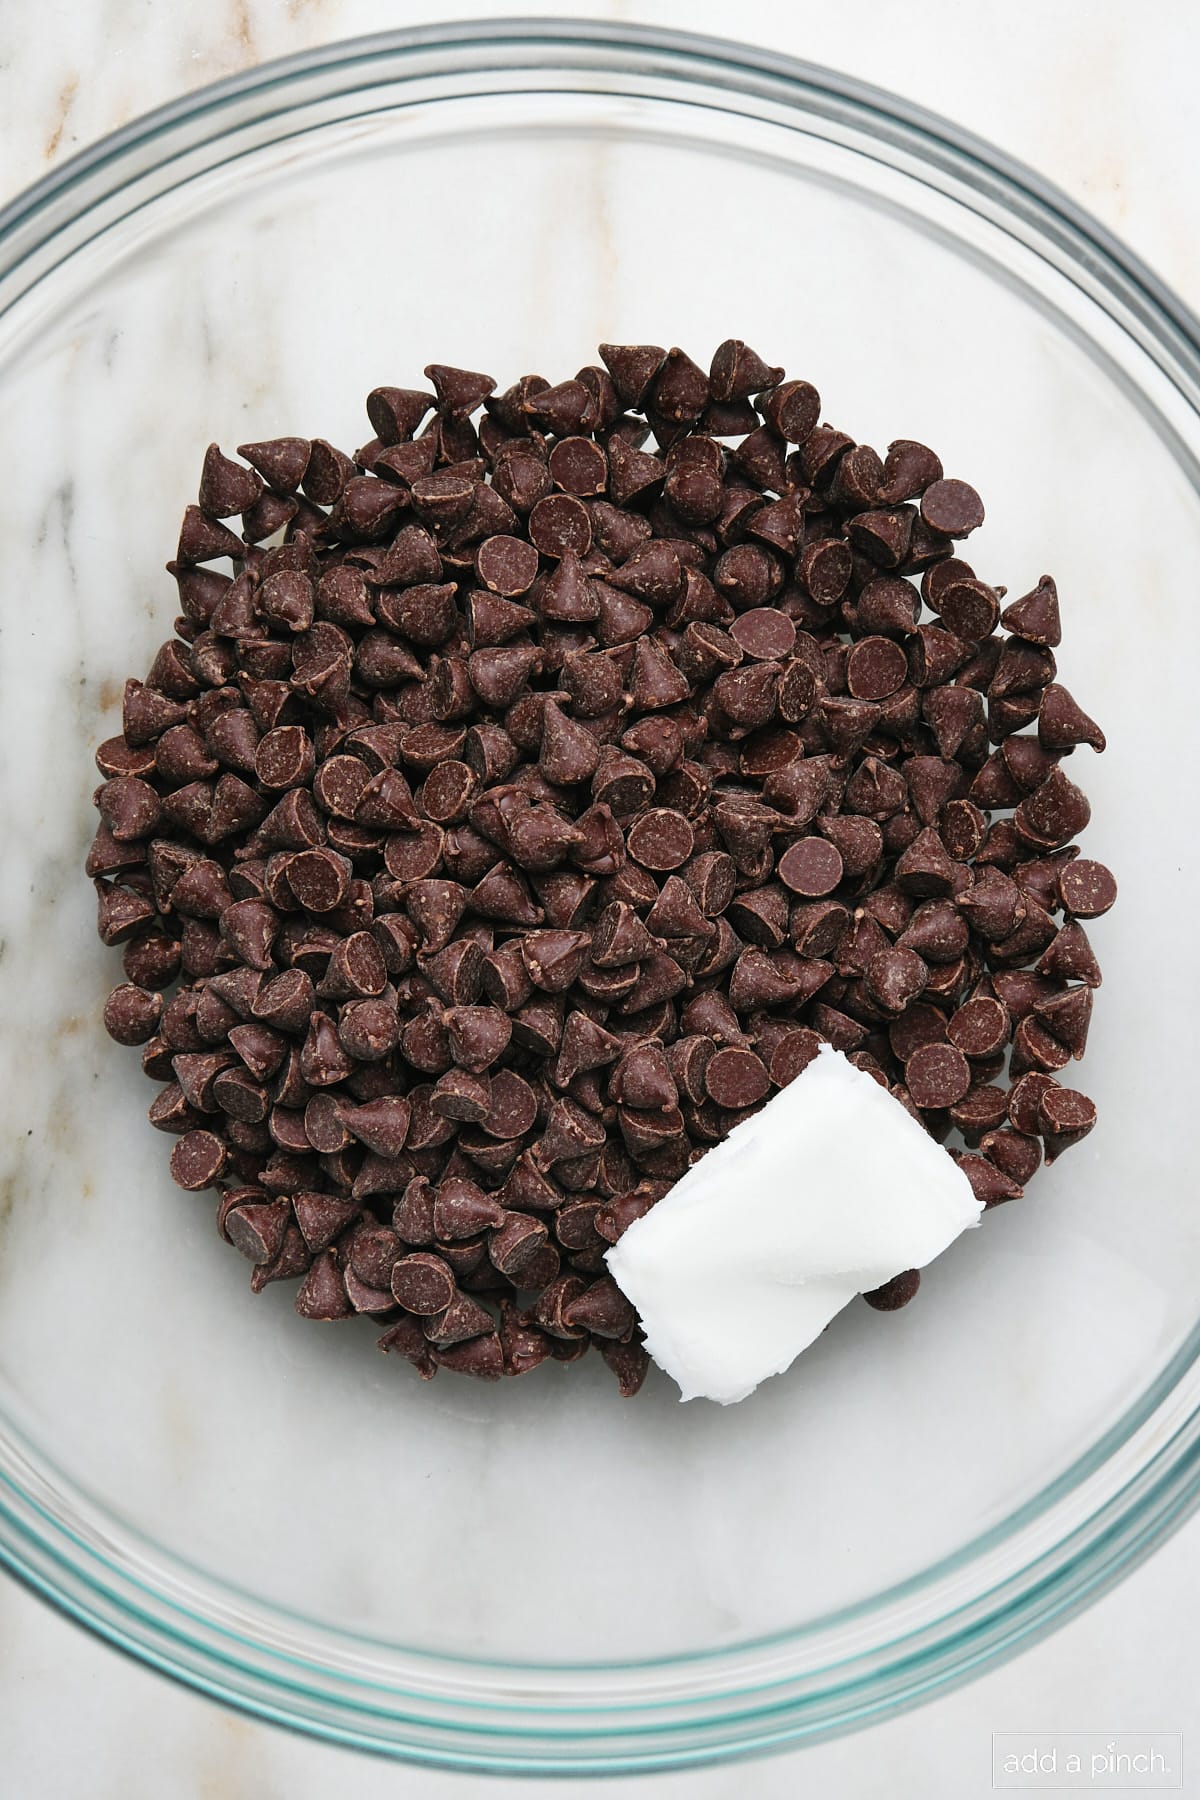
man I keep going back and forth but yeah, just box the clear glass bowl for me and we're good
[1,20,1197,1775]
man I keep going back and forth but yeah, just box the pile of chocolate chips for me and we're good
[89,342,1115,1393]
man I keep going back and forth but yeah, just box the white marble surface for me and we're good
[1,1,1198,1795]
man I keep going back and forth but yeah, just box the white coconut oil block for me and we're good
[605,1045,983,1403]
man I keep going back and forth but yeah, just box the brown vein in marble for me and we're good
[44,73,78,162]
[231,0,256,59]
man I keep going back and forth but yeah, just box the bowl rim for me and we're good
[1,16,1198,1773]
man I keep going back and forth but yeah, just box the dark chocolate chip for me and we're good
[904,1041,971,1108]
[920,479,984,536]
[863,1268,921,1310]
[778,837,844,897]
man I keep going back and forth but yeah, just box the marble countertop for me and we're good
[1,2,1197,1795]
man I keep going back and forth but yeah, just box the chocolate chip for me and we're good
[1000,575,1061,646]
[386,1252,452,1315]
[528,492,592,560]
[979,1127,1042,1187]
[862,1268,921,1310]
[238,436,311,494]
[729,608,796,662]
[286,847,352,913]
[646,875,716,945]
[1036,1085,1097,1161]
[606,1043,675,1113]
[626,809,695,871]
[628,636,690,708]
[253,726,315,792]
[1014,768,1091,850]
[123,931,181,989]
[920,479,984,537]
[703,1046,770,1108]
[940,798,987,861]
[778,837,844,897]
[1057,858,1117,919]
[948,1084,1010,1142]
[423,363,495,421]
[431,1333,504,1378]
[847,506,914,569]
[291,1249,353,1321]
[1037,683,1107,753]
[618,950,688,1016]
[953,1154,1022,1208]
[335,994,398,1062]
[880,440,943,503]
[1033,984,1092,1060]
[863,945,927,1015]
[1010,1012,1073,1076]
[893,826,956,897]
[548,435,609,497]
[442,1004,511,1074]
[1036,919,1102,988]
[1007,1070,1061,1136]
[929,577,996,645]
[169,1129,227,1190]
[787,898,848,959]
[844,635,907,701]
[103,983,164,1046]
[894,890,967,962]
[904,1041,971,1108]
[475,1069,535,1142]
[948,996,1010,1058]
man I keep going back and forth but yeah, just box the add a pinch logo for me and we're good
[992,1734,1182,1789]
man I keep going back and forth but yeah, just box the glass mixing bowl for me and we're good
[0,20,1197,1775]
